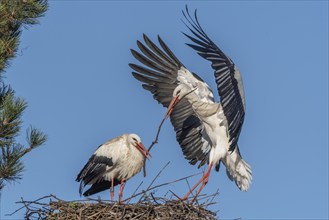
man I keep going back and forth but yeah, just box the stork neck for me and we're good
[185,92,201,105]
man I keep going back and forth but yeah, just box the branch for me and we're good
[146,161,170,190]
[143,116,167,177]
[142,87,197,177]
[123,171,202,203]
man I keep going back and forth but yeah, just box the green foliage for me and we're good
[0,90,27,140]
[0,0,48,190]
[0,0,48,73]
[0,86,48,189]
[0,144,25,187]
[26,126,47,150]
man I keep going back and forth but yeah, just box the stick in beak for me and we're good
[136,142,152,160]
[164,96,180,120]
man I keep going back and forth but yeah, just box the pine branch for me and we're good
[0,144,24,189]
[27,126,47,148]
[19,126,47,156]
[0,0,48,74]
[0,0,48,190]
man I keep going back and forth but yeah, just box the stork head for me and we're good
[164,84,197,119]
[128,134,151,160]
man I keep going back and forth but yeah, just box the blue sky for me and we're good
[1,1,328,219]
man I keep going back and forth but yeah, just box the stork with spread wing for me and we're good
[130,7,252,203]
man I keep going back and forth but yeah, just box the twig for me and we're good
[147,117,167,153]
[143,116,167,177]
[143,87,197,177]
[126,181,143,204]
[150,192,159,205]
[10,185,217,220]
[8,195,55,216]
[205,188,219,209]
[146,161,170,190]
[169,190,181,201]
[138,161,170,202]
[123,171,202,203]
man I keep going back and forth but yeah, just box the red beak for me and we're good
[136,142,152,160]
[164,96,180,120]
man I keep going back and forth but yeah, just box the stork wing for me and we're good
[130,34,211,167]
[182,7,246,151]
[76,145,114,196]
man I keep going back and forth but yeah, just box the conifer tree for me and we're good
[0,0,48,190]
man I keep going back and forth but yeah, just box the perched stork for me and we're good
[76,133,151,203]
[129,7,252,203]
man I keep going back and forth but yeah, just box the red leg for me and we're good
[110,177,114,201]
[118,178,125,204]
[181,174,206,200]
[181,163,213,202]
[190,164,212,204]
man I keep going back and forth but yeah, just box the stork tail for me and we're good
[222,147,252,191]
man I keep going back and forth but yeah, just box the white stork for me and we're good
[129,7,252,203]
[76,133,151,203]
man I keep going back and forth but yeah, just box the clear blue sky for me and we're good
[1,1,328,219]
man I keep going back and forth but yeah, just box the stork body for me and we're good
[170,83,227,164]
[169,84,251,201]
[76,133,150,203]
[130,7,252,202]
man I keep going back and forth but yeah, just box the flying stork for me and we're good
[129,7,252,203]
[76,133,151,203]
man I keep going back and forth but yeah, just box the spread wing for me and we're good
[129,34,211,167]
[182,7,246,151]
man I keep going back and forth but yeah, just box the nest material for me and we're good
[12,167,219,219]
[18,194,217,220]
[47,199,216,220]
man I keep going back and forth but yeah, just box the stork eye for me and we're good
[132,137,138,142]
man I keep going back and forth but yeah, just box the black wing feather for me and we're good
[183,7,246,151]
[76,155,114,196]
[83,179,120,196]
[130,35,211,166]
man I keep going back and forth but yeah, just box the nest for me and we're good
[14,194,217,220]
[10,164,218,219]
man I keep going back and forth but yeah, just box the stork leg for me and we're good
[190,165,212,204]
[181,163,213,202]
[110,177,114,201]
[181,174,205,200]
[118,178,125,204]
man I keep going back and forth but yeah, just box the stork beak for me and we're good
[164,96,180,120]
[136,142,151,160]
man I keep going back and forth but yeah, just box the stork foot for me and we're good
[179,195,189,201]
[182,163,213,204]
